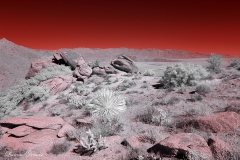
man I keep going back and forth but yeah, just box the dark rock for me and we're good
[111,55,138,73]
[147,143,179,159]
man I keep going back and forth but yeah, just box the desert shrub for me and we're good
[189,93,203,102]
[177,86,186,94]
[125,90,139,94]
[74,129,107,156]
[206,53,222,73]
[66,129,78,141]
[66,92,86,109]
[140,83,149,89]
[183,103,206,116]
[123,73,133,77]
[138,130,157,144]
[161,63,209,87]
[0,65,72,118]
[48,107,61,116]
[160,96,180,105]
[33,65,72,82]
[91,116,125,138]
[143,70,155,76]
[115,80,136,91]
[89,59,101,68]
[126,98,139,107]
[91,85,103,92]
[195,83,211,96]
[48,141,71,155]
[0,79,35,117]
[86,88,126,118]
[24,85,50,102]
[228,58,240,67]
[136,106,170,126]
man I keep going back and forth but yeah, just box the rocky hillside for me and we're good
[0,51,239,160]
[1,38,230,92]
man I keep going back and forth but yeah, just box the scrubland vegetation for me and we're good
[0,54,240,160]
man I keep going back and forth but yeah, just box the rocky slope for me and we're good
[1,38,230,92]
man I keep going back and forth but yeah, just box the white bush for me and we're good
[161,63,209,87]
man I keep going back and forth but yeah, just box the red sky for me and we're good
[0,0,240,55]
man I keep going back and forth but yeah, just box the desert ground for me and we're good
[0,39,240,160]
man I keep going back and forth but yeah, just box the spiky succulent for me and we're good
[87,88,126,117]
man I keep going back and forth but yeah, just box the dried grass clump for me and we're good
[48,141,71,155]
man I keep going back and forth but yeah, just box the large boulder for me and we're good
[189,111,239,133]
[53,51,82,69]
[148,133,213,159]
[208,137,231,160]
[111,55,138,73]
[25,56,55,78]
[39,74,75,95]
[74,57,92,82]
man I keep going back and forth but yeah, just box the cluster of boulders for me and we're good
[25,51,139,82]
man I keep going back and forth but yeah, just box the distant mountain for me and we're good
[0,38,231,92]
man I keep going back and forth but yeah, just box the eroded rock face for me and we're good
[74,57,92,81]
[0,116,65,130]
[189,111,239,133]
[148,133,213,159]
[25,56,55,79]
[39,74,74,95]
[111,55,138,73]
[7,125,37,137]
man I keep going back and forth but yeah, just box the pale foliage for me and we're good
[87,88,126,117]
[80,129,107,152]
[161,63,209,87]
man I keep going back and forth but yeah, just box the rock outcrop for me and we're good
[111,55,138,73]
[0,116,65,130]
[189,111,239,133]
[39,74,75,95]
[53,51,81,69]
[25,56,55,78]
[148,133,213,159]
[208,137,231,160]
[74,57,92,82]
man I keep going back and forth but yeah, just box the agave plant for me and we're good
[87,88,126,117]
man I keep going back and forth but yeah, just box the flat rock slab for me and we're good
[0,116,65,130]
[39,74,74,95]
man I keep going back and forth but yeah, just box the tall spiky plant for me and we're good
[87,88,126,117]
